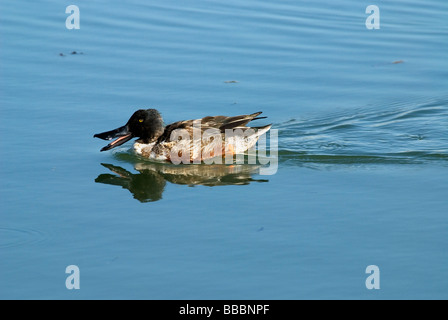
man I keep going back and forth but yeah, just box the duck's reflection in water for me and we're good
[95,162,268,202]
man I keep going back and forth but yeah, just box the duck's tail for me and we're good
[253,124,272,136]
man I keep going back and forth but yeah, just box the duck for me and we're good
[94,109,271,162]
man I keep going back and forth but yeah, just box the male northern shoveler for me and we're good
[94,109,271,162]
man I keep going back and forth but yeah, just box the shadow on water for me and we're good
[95,157,268,202]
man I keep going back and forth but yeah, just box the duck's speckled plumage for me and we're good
[94,109,271,162]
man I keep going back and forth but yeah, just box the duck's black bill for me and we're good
[94,125,134,152]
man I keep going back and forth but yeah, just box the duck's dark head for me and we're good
[94,109,164,151]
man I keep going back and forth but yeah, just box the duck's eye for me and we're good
[139,119,144,123]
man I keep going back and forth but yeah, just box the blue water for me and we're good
[1,0,447,299]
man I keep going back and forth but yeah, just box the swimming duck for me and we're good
[94,109,271,162]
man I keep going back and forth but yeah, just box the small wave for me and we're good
[0,227,47,249]
[276,97,448,166]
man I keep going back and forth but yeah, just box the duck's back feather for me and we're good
[157,112,266,143]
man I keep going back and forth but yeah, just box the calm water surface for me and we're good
[1,0,447,299]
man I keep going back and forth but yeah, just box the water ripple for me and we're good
[0,227,48,249]
[276,97,448,166]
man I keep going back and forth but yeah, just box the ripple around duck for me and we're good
[275,97,448,166]
[0,227,47,249]
[106,98,448,168]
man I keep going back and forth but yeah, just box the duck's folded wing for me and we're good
[157,112,268,143]
[217,112,266,131]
